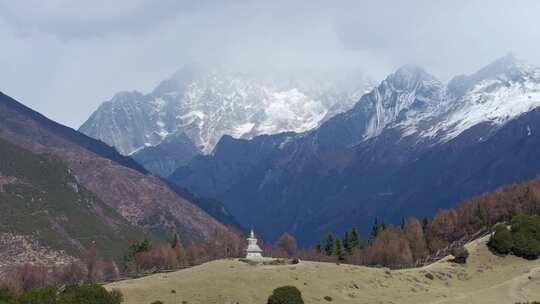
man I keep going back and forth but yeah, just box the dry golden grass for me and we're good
[107,236,540,304]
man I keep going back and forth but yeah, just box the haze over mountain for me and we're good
[80,65,371,176]
[171,55,540,244]
[5,2,540,301]
[4,1,540,130]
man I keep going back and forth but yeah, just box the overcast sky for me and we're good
[1,0,540,128]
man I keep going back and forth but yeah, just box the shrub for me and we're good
[109,289,124,304]
[54,262,87,286]
[267,286,304,304]
[0,288,13,304]
[14,287,57,304]
[489,225,514,254]
[510,215,540,259]
[58,284,123,304]
[450,246,469,264]
[150,301,163,304]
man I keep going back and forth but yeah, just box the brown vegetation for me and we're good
[274,233,298,258]
[124,228,245,274]
[0,258,120,295]
[304,176,540,268]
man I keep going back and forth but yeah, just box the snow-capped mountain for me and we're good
[419,54,540,141]
[171,55,540,244]
[316,54,540,150]
[79,65,371,156]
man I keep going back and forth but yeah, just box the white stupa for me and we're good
[245,229,263,260]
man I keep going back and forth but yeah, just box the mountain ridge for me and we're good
[79,66,371,159]
[171,55,540,244]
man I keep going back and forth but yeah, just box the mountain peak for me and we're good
[448,54,539,98]
[394,64,427,76]
[476,53,531,78]
[386,65,439,91]
[152,64,206,95]
[111,90,144,102]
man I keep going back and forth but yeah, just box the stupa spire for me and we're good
[245,229,263,260]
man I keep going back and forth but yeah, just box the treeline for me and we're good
[0,248,119,295]
[302,218,429,267]
[301,176,540,267]
[234,175,540,267]
[0,227,245,296]
[122,228,244,273]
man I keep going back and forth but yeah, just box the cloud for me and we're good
[1,0,540,128]
[0,0,205,39]
[333,0,540,78]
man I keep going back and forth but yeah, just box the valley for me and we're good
[2,3,540,302]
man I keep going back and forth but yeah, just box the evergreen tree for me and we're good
[400,218,406,230]
[371,218,380,241]
[349,227,360,249]
[335,239,345,262]
[371,218,387,240]
[315,243,322,254]
[475,204,490,229]
[343,231,351,255]
[324,234,335,256]
[381,219,387,231]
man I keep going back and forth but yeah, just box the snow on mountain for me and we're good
[374,54,540,144]
[79,65,370,155]
[421,55,540,141]
[360,65,445,140]
[170,55,540,244]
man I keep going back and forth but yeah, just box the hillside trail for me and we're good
[426,236,540,304]
[429,264,540,304]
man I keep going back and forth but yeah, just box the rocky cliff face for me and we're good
[171,55,540,244]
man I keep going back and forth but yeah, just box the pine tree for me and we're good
[371,218,384,241]
[371,218,379,241]
[315,243,322,254]
[381,219,387,231]
[324,234,335,256]
[343,231,351,255]
[349,227,360,249]
[371,218,388,244]
[475,204,490,229]
[335,239,345,262]
[400,218,406,230]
